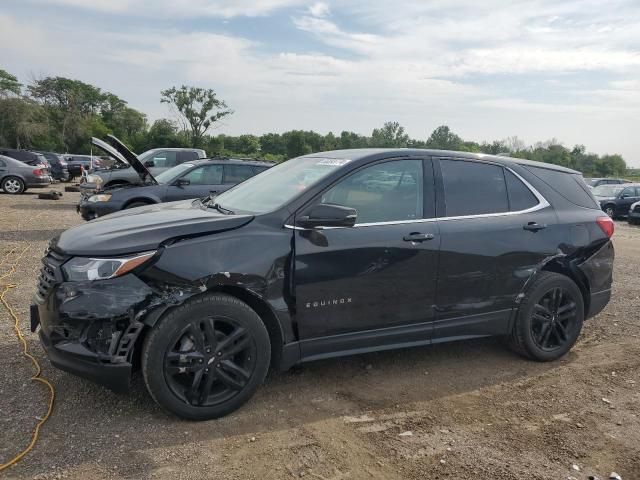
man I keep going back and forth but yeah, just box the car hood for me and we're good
[91,136,158,185]
[594,196,615,201]
[54,200,254,256]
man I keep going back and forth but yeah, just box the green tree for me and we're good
[370,121,409,147]
[283,130,311,158]
[426,125,462,150]
[0,69,21,97]
[160,85,232,148]
[259,133,285,156]
[236,134,260,155]
[28,76,107,151]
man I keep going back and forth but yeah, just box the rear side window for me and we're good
[526,167,599,209]
[224,165,255,184]
[440,159,508,216]
[505,170,539,211]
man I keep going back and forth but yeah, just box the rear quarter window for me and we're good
[525,166,599,209]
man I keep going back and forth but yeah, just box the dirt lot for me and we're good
[1,183,639,480]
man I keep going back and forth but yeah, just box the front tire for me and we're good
[2,176,25,194]
[142,293,271,420]
[508,272,584,361]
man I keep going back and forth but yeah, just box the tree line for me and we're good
[0,68,629,177]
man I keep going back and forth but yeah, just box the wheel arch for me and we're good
[123,196,157,208]
[139,286,285,370]
[540,259,590,316]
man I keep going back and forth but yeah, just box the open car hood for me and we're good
[91,135,158,185]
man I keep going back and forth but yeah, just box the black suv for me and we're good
[32,137,615,420]
[36,151,70,181]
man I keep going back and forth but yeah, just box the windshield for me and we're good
[154,163,195,184]
[593,185,624,197]
[214,156,352,214]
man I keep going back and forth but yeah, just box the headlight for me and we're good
[88,194,112,203]
[62,251,156,281]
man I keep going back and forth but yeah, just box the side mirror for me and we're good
[144,160,154,167]
[297,204,357,228]
[175,178,190,186]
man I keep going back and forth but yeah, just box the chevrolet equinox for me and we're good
[32,135,614,420]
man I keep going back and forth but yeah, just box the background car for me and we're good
[90,148,207,188]
[629,200,640,225]
[78,158,273,220]
[0,154,51,194]
[593,183,640,218]
[65,155,103,180]
[584,177,630,189]
[0,148,50,167]
[36,151,70,181]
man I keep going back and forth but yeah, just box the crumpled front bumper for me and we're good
[33,273,156,392]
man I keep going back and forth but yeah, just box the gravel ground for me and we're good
[1,183,639,480]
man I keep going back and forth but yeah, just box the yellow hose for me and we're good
[0,245,55,473]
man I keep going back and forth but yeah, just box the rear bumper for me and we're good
[577,240,614,319]
[587,289,611,319]
[26,177,51,188]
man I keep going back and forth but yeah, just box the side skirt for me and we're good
[279,309,512,370]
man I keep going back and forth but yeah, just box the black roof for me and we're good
[301,148,580,174]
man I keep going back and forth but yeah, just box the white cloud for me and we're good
[308,2,330,17]
[26,0,304,18]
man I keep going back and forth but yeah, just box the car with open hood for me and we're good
[77,137,273,220]
[32,144,615,420]
[87,147,207,189]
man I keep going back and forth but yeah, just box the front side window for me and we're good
[319,159,423,224]
[440,159,508,216]
[224,165,255,184]
[182,165,223,185]
[621,187,635,198]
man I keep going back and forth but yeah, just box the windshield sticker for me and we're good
[317,158,351,166]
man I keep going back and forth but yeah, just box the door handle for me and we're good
[523,222,547,232]
[403,232,434,242]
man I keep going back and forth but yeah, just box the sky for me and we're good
[1,0,639,166]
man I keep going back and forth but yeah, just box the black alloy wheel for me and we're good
[508,271,584,361]
[142,293,271,420]
[164,316,257,407]
[530,287,579,352]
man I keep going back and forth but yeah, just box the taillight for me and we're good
[32,168,44,176]
[596,216,614,238]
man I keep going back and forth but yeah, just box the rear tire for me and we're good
[142,293,271,420]
[1,176,25,194]
[508,272,584,362]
